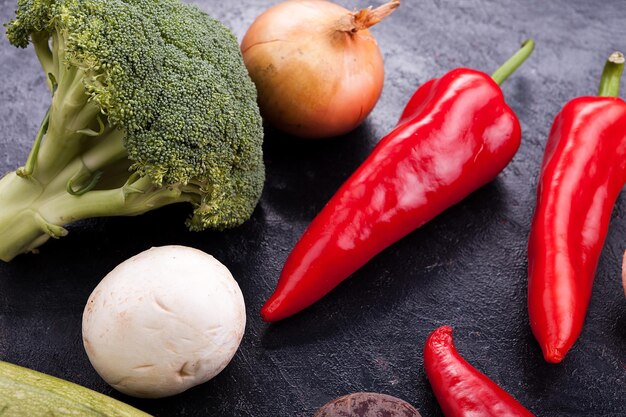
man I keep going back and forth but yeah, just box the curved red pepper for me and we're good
[261,42,535,321]
[527,52,626,363]
[424,326,535,417]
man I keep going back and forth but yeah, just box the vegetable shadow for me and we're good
[260,120,382,224]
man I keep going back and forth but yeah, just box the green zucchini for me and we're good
[0,361,152,416]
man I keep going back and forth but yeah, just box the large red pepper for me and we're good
[528,52,626,363]
[261,41,535,321]
[424,326,535,417]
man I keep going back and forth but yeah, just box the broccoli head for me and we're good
[0,0,265,261]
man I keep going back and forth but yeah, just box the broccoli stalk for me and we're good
[0,0,265,261]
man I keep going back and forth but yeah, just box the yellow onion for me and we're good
[241,0,400,139]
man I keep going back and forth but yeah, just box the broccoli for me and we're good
[0,0,265,261]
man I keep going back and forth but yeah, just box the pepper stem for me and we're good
[491,39,535,86]
[598,52,624,97]
[337,0,400,33]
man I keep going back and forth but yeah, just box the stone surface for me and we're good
[0,0,625,416]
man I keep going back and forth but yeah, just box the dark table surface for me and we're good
[1,0,625,416]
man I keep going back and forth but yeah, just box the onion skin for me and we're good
[241,0,391,139]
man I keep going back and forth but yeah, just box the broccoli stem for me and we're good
[0,107,199,261]
[0,167,198,262]
[0,172,52,261]
[33,31,107,184]
[40,179,196,224]
[16,108,50,178]
[32,33,56,91]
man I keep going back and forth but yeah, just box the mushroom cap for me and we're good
[82,245,246,398]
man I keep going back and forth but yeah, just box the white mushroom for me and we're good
[82,245,246,398]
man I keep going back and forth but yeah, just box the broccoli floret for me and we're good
[0,0,264,261]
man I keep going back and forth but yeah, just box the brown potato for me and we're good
[313,392,421,417]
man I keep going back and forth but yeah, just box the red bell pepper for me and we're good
[424,326,535,417]
[261,40,535,321]
[528,51,626,363]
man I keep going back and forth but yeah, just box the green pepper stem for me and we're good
[491,39,535,86]
[598,51,624,97]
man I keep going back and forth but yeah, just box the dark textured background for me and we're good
[0,0,625,416]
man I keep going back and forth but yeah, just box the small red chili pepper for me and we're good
[424,326,535,417]
[261,40,535,321]
[528,51,626,363]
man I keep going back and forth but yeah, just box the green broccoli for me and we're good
[0,0,265,261]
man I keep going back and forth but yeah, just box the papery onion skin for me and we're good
[241,0,392,139]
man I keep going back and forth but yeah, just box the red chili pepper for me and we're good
[261,41,535,322]
[424,326,535,417]
[527,52,626,363]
